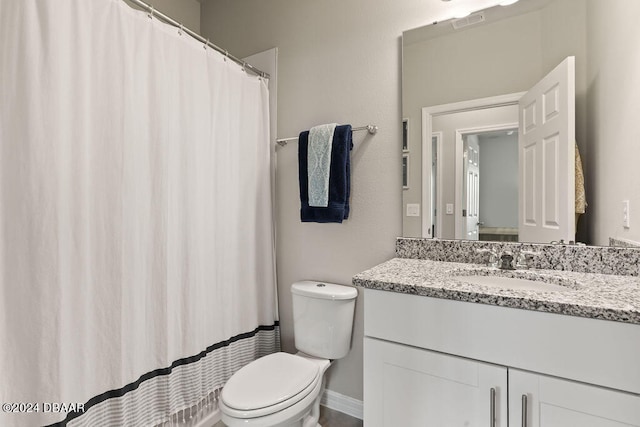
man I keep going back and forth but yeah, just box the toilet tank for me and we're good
[291,281,358,359]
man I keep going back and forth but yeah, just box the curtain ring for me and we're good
[148,5,154,20]
[203,38,209,50]
[178,24,184,36]
[242,61,246,72]
[224,50,228,62]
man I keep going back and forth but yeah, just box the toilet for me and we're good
[219,280,358,427]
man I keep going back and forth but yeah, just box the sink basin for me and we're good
[455,275,573,292]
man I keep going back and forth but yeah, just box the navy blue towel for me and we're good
[298,124,353,223]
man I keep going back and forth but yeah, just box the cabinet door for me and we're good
[509,369,640,426]
[364,337,507,427]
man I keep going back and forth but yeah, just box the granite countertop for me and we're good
[353,258,640,325]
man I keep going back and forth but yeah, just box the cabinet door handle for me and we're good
[490,388,496,427]
[521,394,528,427]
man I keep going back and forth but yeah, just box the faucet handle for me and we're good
[516,250,540,269]
[499,250,515,270]
[476,248,499,268]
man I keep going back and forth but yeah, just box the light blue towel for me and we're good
[308,123,337,207]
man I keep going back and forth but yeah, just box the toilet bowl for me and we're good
[219,352,330,427]
[219,281,358,427]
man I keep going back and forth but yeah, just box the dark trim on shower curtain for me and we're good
[44,322,281,427]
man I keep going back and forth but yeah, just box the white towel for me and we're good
[308,123,337,207]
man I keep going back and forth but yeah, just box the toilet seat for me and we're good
[220,352,326,419]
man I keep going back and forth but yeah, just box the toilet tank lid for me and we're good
[291,281,358,300]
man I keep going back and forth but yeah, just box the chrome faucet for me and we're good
[477,248,540,270]
[499,249,541,270]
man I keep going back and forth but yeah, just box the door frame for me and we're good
[430,131,443,239]
[421,92,525,238]
[454,123,519,239]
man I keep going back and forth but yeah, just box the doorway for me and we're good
[459,127,519,241]
[423,93,522,239]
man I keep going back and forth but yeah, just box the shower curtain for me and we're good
[0,0,279,426]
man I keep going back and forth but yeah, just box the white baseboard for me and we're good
[320,389,363,420]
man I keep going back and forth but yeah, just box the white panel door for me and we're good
[364,337,508,427]
[509,369,640,427]
[463,140,480,240]
[518,56,575,243]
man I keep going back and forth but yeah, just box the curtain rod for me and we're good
[126,0,269,79]
[276,125,379,146]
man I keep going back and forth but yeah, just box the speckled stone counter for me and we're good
[353,257,640,325]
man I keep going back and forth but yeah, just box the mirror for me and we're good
[401,0,640,247]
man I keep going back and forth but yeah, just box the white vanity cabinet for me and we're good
[509,370,640,426]
[365,337,508,426]
[363,289,640,426]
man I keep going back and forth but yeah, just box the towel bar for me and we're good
[276,124,378,146]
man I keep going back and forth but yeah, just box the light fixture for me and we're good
[499,0,520,5]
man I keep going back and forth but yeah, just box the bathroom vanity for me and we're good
[355,240,640,426]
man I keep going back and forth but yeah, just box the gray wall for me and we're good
[587,0,640,245]
[478,133,519,228]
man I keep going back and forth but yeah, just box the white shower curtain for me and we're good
[0,1,278,426]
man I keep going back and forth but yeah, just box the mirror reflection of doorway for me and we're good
[462,129,518,241]
[427,100,520,240]
[421,57,575,243]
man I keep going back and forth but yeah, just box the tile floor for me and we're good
[318,406,363,427]
[213,405,363,427]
